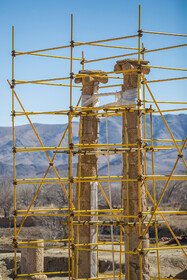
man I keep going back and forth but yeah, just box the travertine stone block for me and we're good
[21,239,47,280]
[114,59,150,280]
[75,70,108,278]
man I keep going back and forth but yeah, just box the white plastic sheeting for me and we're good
[81,88,140,108]
[116,88,140,106]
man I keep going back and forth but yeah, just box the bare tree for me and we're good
[0,177,13,218]
[163,180,184,204]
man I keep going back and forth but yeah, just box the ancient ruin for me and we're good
[8,5,187,280]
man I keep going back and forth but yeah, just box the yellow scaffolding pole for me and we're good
[136,137,187,251]
[10,7,187,280]
[142,30,187,37]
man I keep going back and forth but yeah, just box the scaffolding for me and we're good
[9,5,187,280]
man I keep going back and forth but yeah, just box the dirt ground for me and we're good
[0,235,186,279]
[0,213,186,279]
[0,246,186,279]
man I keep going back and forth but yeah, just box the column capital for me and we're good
[114,58,150,75]
[74,70,108,85]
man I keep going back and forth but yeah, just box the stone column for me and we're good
[74,70,108,278]
[114,59,150,280]
[21,239,47,280]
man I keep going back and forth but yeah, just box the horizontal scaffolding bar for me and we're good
[15,76,70,84]
[141,245,187,251]
[61,220,163,226]
[15,175,187,185]
[15,176,187,185]
[17,213,135,218]
[18,238,69,244]
[14,110,69,116]
[17,245,69,250]
[153,108,187,113]
[18,208,122,214]
[143,30,187,37]
[142,64,187,71]
[143,99,187,104]
[15,44,71,56]
[143,138,185,142]
[74,34,138,46]
[143,175,187,178]
[15,34,138,57]
[15,82,82,87]
[144,43,187,54]
[74,41,141,50]
[15,51,82,60]
[17,271,69,277]
[144,211,187,215]
[83,51,138,63]
[145,76,187,84]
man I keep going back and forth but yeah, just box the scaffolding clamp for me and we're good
[70,211,74,217]
[70,40,74,48]
[12,147,16,153]
[69,143,74,149]
[12,238,17,248]
[143,142,148,148]
[13,180,17,185]
[12,50,15,57]
[138,249,145,255]
[11,79,15,89]
[138,211,143,218]
[69,105,73,112]
[137,64,142,74]
[141,47,146,54]
[80,58,85,65]
[178,154,183,158]
[49,162,53,166]
[139,235,144,240]
[11,110,16,117]
[13,210,17,216]
[69,176,74,183]
[70,72,74,79]
[137,99,142,107]
[137,138,143,146]
[138,29,143,37]
[141,78,146,85]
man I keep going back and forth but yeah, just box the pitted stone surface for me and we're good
[75,70,107,278]
[75,69,108,85]
[114,58,150,75]
[118,58,150,280]
[21,239,47,279]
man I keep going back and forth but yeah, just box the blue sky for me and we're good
[0,0,187,127]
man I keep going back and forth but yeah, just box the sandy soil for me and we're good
[0,244,186,279]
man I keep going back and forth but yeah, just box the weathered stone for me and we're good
[114,58,150,75]
[114,58,150,280]
[74,70,108,278]
[21,239,47,279]
[75,70,108,84]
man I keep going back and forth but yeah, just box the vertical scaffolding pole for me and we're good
[11,25,17,278]
[114,58,150,280]
[150,108,161,279]
[68,13,74,280]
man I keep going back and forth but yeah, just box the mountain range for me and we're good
[0,114,186,180]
